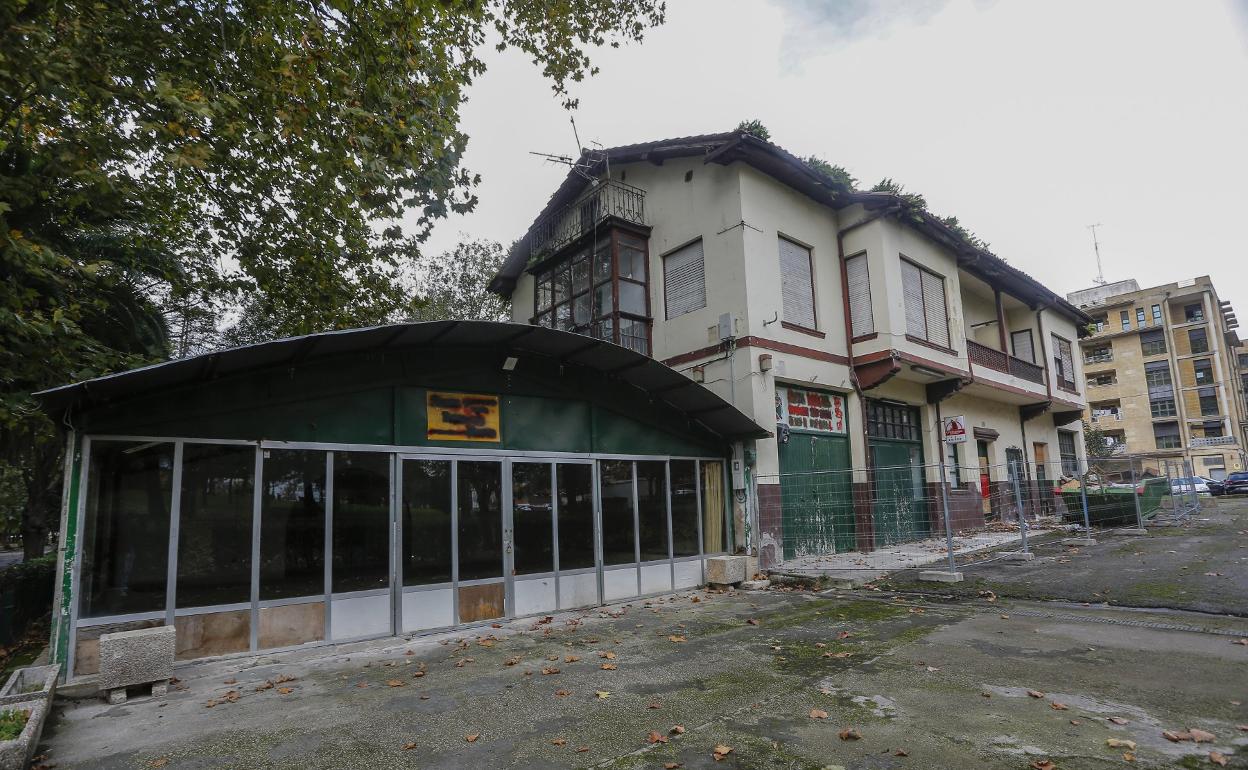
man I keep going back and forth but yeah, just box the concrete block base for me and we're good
[1000,551,1035,561]
[705,555,747,586]
[106,688,126,706]
[151,682,168,698]
[1063,537,1098,546]
[98,624,175,702]
[739,579,771,591]
[918,570,964,583]
[1119,528,1149,536]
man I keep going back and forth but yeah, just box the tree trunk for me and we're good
[21,443,62,560]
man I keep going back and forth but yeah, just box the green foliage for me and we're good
[0,554,54,593]
[409,239,512,323]
[870,177,928,210]
[736,119,771,141]
[0,708,29,741]
[801,156,856,196]
[1082,419,1114,459]
[870,178,993,253]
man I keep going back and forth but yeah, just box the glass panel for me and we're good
[81,441,174,618]
[553,264,570,304]
[701,461,726,553]
[669,461,699,557]
[536,311,552,328]
[599,460,636,566]
[593,282,612,318]
[260,449,326,601]
[537,275,552,311]
[571,255,590,294]
[402,460,452,586]
[618,236,646,280]
[594,244,613,284]
[555,303,572,331]
[636,461,669,562]
[331,452,390,593]
[512,463,553,575]
[594,317,615,345]
[573,293,591,326]
[556,464,595,570]
[177,444,255,608]
[619,281,646,315]
[619,316,649,355]
[457,461,503,581]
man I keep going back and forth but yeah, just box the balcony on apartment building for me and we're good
[958,272,1052,404]
[1190,435,1237,448]
[965,339,1048,402]
[527,179,647,265]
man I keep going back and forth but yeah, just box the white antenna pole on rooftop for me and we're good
[1088,223,1106,285]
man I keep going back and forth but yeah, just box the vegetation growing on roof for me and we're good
[735,119,771,141]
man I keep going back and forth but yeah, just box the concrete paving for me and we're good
[885,496,1248,616]
[774,528,1040,586]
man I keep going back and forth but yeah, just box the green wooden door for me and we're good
[870,440,929,547]
[778,432,854,559]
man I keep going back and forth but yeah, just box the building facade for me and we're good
[39,322,762,680]
[491,131,1092,569]
[1067,277,1246,479]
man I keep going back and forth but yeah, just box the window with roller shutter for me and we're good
[845,253,873,337]
[1051,334,1076,390]
[900,258,950,348]
[778,237,816,329]
[662,239,706,319]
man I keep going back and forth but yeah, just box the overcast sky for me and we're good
[415,0,1248,321]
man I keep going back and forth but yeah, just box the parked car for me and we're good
[1170,477,1210,494]
[1222,471,1248,495]
[1207,477,1226,496]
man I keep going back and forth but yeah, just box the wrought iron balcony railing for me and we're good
[967,340,1045,385]
[527,179,646,265]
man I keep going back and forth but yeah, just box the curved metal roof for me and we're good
[35,320,769,442]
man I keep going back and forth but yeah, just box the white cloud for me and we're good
[413,0,1248,319]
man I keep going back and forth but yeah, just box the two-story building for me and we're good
[490,130,1092,568]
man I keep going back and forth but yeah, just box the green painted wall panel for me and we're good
[502,396,592,453]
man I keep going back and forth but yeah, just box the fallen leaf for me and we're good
[386,679,405,688]
[1027,690,1045,699]
[1163,730,1191,742]
[894,748,909,757]
[1108,717,1129,725]
[746,618,760,626]
[554,689,571,698]
[595,690,610,699]
[1188,728,1216,743]
[670,725,686,734]
[1050,702,1069,711]
[277,687,293,695]
[838,727,862,741]
[551,738,567,746]
[224,690,239,702]
[647,701,662,709]
[1070,720,1081,726]
[926,666,941,673]
[504,656,521,666]
[541,667,560,675]
[600,663,617,671]
[575,746,589,753]
[1210,751,1229,767]
[148,759,169,768]
[255,681,274,691]
[668,635,687,643]
[664,763,683,769]
[1238,724,1248,732]
[836,631,854,639]
[1106,738,1136,750]
[273,674,296,684]
[1233,638,1248,646]
[223,678,236,685]
[355,682,368,689]
[465,733,480,743]
[647,731,669,744]
[401,742,417,751]
[809,708,828,719]
[599,651,616,659]
[565,655,580,663]
[1122,752,1135,762]
[712,744,734,761]
[1030,761,1055,770]
[412,671,425,678]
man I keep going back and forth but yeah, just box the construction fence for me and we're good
[755,454,1203,572]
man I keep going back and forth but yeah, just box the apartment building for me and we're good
[490,130,1091,567]
[1067,277,1246,479]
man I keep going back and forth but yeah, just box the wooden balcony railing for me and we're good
[967,340,1045,386]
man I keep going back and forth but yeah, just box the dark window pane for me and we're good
[81,441,174,618]
[177,444,255,608]
[573,293,591,325]
[618,237,646,280]
[619,281,646,315]
[701,461,727,553]
[260,449,326,600]
[637,461,669,561]
[572,256,590,294]
[512,463,553,575]
[593,282,612,318]
[402,460,452,586]
[332,452,390,593]
[600,460,636,565]
[670,461,699,557]
[457,461,502,581]
[556,464,595,570]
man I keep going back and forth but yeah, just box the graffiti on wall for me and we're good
[427,391,501,441]
[776,386,846,434]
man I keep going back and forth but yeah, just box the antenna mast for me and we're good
[1088,223,1106,285]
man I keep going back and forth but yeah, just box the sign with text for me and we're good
[776,386,846,434]
[427,391,501,442]
[942,414,968,444]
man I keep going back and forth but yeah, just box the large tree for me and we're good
[1,0,666,556]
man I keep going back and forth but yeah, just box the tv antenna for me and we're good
[527,116,607,184]
[1088,223,1106,285]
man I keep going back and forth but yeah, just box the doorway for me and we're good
[976,440,992,515]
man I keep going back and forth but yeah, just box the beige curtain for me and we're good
[701,461,725,552]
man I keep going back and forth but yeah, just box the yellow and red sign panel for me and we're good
[427,391,501,442]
